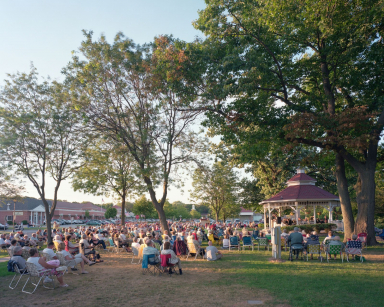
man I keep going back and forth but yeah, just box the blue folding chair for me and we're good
[229,236,240,251]
[242,236,254,251]
[142,254,161,275]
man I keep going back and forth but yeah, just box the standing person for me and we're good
[206,241,223,261]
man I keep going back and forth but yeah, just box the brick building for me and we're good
[0,197,106,226]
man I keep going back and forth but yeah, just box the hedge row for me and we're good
[282,223,337,233]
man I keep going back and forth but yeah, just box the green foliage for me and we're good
[104,207,117,219]
[282,223,337,233]
[133,196,156,219]
[7,221,13,225]
[84,210,90,219]
[191,160,240,221]
[190,209,201,219]
[21,220,28,225]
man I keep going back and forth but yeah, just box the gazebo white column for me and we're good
[313,205,316,225]
[328,202,334,221]
[263,206,266,230]
[30,211,32,223]
[295,202,299,225]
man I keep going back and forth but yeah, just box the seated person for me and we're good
[242,226,249,237]
[64,235,79,254]
[287,227,304,259]
[79,234,103,263]
[281,229,290,239]
[43,242,58,260]
[142,238,160,263]
[0,234,9,249]
[91,232,107,250]
[57,243,94,273]
[10,246,27,270]
[328,236,344,260]
[206,240,223,261]
[161,241,182,275]
[27,248,68,287]
[345,234,363,257]
[131,237,141,251]
[323,231,335,244]
[305,234,320,260]
[222,234,230,249]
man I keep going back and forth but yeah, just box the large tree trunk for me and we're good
[121,191,126,225]
[145,178,169,232]
[335,154,355,242]
[354,169,377,245]
[43,200,52,243]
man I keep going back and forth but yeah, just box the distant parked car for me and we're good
[86,220,101,226]
[0,223,8,230]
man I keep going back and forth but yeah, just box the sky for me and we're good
[0,0,209,205]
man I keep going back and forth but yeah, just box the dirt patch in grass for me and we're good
[0,251,285,307]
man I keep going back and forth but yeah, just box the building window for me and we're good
[7,215,13,221]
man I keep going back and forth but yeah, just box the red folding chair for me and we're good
[160,254,178,275]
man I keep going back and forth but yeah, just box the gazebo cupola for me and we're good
[260,168,340,230]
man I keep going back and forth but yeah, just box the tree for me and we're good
[84,210,90,219]
[133,196,156,219]
[72,139,143,224]
[192,0,384,244]
[191,161,239,221]
[0,69,88,242]
[190,209,201,219]
[104,207,117,219]
[65,32,203,232]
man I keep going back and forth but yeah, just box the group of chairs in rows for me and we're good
[287,238,365,263]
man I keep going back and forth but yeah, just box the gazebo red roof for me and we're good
[261,171,339,203]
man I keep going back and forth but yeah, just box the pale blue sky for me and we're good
[0,0,207,205]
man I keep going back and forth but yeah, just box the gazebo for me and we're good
[260,169,340,230]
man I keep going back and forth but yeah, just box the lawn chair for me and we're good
[186,242,203,260]
[160,254,178,275]
[154,242,161,252]
[22,262,55,294]
[326,244,344,263]
[257,238,269,251]
[42,252,54,262]
[21,249,30,260]
[7,248,13,258]
[138,244,145,263]
[242,236,254,251]
[142,254,161,275]
[345,240,363,262]
[173,240,188,258]
[306,244,322,262]
[357,233,367,248]
[288,243,304,261]
[252,230,259,240]
[131,247,140,264]
[56,251,78,274]
[9,262,28,289]
[229,236,240,251]
[113,240,125,253]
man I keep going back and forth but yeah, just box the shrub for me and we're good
[258,223,264,229]
[22,220,28,225]
[282,223,337,233]
[7,221,13,225]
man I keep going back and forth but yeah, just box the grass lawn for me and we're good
[0,242,382,306]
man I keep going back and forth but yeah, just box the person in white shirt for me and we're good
[161,241,182,275]
[43,242,58,260]
[206,240,222,261]
[131,237,141,251]
[57,243,94,274]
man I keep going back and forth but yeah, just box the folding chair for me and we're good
[160,254,178,275]
[357,233,367,248]
[21,249,30,260]
[186,242,204,260]
[173,240,188,259]
[257,238,269,251]
[9,262,28,289]
[326,244,344,263]
[56,252,78,274]
[242,236,254,251]
[252,230,259,240]
[345,240,363,262]
[142,254,161,275]
[306,244,322,262]
[22,262,55,294]
[229,236,240,251]
[131,247,140,264]
[42,252,53,262]
[289,243,304,261]
[107,238,117,253]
